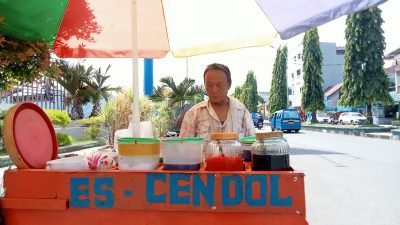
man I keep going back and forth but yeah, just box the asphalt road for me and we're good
[284,130,400,225]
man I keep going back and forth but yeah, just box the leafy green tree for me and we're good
[231,86,243,101]
[53,60,93,120]
[268,46,288,114]
[339,7,393,124]
[242,70,258,112]
[85,64,122,117]
[149,77,205,130]
[301,28,325,123]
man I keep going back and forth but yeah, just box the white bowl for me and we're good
[46,155,88,170]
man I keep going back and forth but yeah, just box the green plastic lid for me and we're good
[239,136,256,144]
[162,137,204,143]
[117,137,160,144]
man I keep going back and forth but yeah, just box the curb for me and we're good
[302,125,399,141]
[0,141,102,168]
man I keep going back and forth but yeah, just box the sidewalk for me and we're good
[301,123,400,141]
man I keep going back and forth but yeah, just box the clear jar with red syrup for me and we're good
[205,132,243,171]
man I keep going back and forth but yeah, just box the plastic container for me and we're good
[162,137,204,170]
[117,137,160,170]
[205,133,243,171]
[239,136,256,162]
[251,131,290,171]
[3,102,58,169]
[46,155,88,170]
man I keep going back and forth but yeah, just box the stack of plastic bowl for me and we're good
[239,136,256,162]
[46,155,88,170]
[117,137,160,170]
[162,137,204,170]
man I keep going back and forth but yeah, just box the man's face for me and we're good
[204,69,230,104]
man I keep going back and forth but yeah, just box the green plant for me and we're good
[392,120,400,126]
[56,133,73,146]
[76,116,105,141]
[45,110,71,128]
[76,116,104,127]
[149,77,205,130]
[0,108,11,146]
[150,101,175,138]
[84,64,122,117]
[101,89,133,145]
[301,28,325,123]
[0,17,59,90]
[340,7,393,124]
[268,46,288,114]
[84,125,102,140]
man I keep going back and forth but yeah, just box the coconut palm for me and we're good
[149,76,205,129]
[85,65,122,117]
[54,60,93,119]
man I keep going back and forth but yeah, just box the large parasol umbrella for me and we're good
[0,0,387,124]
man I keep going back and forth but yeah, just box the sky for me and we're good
[76,0,400,96]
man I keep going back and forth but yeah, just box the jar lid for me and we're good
[255,131,283,139]
[210,132,238,140]
[239,136,256,144]
[162,137,204,142]
[118,137,160,144]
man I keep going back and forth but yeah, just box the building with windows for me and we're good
[384,47,400,120]
[287,42,345,108]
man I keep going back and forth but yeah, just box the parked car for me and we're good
[338,112,367,125]
[316,112,331,123]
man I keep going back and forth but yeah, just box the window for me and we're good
[283,110,300,119]
[292,73,294,78]
[397,72,400,93]
[296,69,301,76]
[336,49,345,55]
[388,73,396,92]
[297,53,301,60]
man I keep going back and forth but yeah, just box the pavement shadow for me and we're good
[290,147,345,155]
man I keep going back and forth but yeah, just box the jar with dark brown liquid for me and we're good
[251,131,290,171]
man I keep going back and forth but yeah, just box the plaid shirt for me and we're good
[179,97,255,142]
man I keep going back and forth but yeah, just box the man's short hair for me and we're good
[203,63,232,88]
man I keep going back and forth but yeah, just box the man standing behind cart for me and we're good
[180,63,255,141]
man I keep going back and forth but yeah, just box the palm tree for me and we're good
[150,76,205,129]
[85,65,122,117]
[54,60,93,120]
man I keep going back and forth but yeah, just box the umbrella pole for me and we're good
[131,0,140,129]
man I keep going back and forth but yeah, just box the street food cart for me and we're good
[0,103,308,225]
